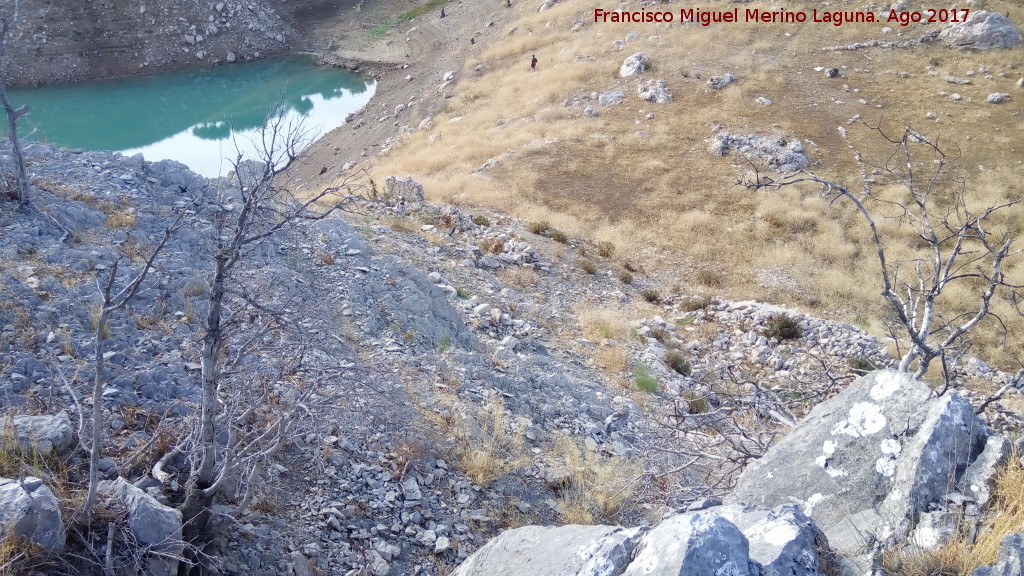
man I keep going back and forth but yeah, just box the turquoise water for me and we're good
[7,56,375,176]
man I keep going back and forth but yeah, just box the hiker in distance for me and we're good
[440,7,445,17]
[531,55,537,71]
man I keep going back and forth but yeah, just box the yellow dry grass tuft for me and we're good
[105,208,137,229]
[578,304,634,342]
[452,399,529,485]
[550,432,640,524]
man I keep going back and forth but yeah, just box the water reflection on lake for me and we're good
[10,56,375,177]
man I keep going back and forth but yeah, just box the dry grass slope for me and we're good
[367,0,1024,370]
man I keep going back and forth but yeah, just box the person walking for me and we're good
[530,55,538,71]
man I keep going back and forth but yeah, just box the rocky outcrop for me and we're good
[0,412,73,456]
[384,176,426,204]
[637,79,672,104]
[710,132,809,172]
[0,476,65,552]
[453,503,831,576]
[938,11,1023,50]
[728,371,989,560]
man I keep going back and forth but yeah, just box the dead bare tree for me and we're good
[0,0,31,207]
[82,214,184,519]
[167,110,367,549]
[740,123,1024,387]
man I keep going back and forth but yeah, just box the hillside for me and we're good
[3,0,1024,575]
[296,0,1024,373]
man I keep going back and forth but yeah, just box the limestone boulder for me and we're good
[619,53,649,77]
[972,532,1024,576]
[727,371,988,556]
[384,176,425,203]
[638,79,672,104]
[0,412,74,456]
[452,504,833,576]
[623,511,753,576]
[450,524,645,576]
[98,478,184,576]
[938,11,1022,49]
[717,503,831,576]
[958,434,1011,508]
[0,477,65,552]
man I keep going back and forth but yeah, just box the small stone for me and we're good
[434,536,451,553]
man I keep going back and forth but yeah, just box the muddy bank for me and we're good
[0,0,365,87]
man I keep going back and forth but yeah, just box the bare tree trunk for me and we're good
[81,217,183,521]
[84,296,112,515]
[179,255,227,543]
[0,15,31,208]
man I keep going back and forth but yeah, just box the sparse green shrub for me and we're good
[472,214,491,227]
[696,269,723,287]
[765,313,802,341]
[665,351,691,376]
[438,334,452,353]
[550,229,569,244]
[641,288,661,304]
[580,260,598,275]
[597,241,615,258]
[633,364,658,393]
[618,270,634,284]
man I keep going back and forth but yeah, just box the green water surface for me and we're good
[7,56,375,176]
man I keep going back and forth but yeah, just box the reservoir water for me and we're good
[8,56,375,177]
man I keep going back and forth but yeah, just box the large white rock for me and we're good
[938,10,1022,49]
[638,78,672,104]
[451,524,645,576]
[619,53,649,77]
[727,371,988,557]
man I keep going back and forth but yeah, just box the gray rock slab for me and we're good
[0,412,74,456]
[959,435,1011,508]
[718,503,831,576]
[624,510,754,576]
[98,478,183,576]
[938,10,1022,49]
[451,524,645,576]
[728,371,987,555]
[0,476,65,552]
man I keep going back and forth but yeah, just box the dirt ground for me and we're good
[289,0,523,189]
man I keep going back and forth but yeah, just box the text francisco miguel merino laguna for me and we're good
[593,7,973,26]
